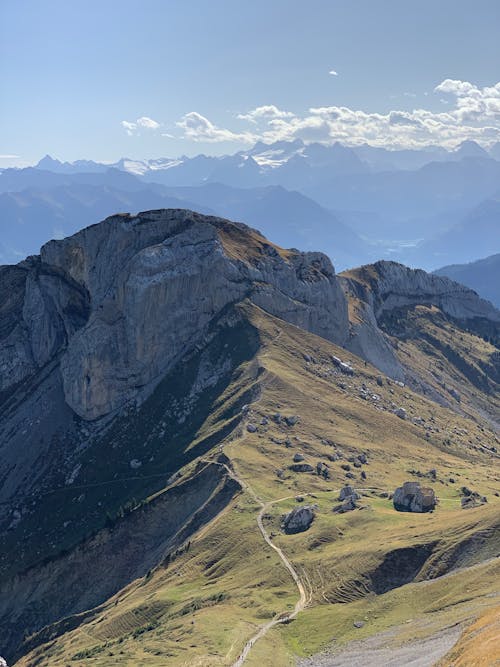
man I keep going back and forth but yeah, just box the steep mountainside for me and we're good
[0,211,499,666]
[340,261,500,427]
[434,253,500,308]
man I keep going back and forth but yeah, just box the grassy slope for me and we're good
[15,303,500,666]
[435,604,500,666]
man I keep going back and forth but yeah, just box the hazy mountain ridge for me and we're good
[434,253,500,309]
[2,139,498,272]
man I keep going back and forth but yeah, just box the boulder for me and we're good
[316,461,330,479]
[394,407,407,419]
[393,481,436,513]
[246,423,257,433]
[333,495,358,513]
[283,505,315,534]
[293,452,305,462]
[289,463,314,473]
[339,485,359,501]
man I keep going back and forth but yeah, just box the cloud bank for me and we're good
[121,79,500,149]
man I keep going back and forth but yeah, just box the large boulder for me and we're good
[393,481,436,513]
[282,505,315,534]
[339,485,359,501]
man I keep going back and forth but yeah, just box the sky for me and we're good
[1,0,500,166]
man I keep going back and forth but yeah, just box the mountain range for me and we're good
[1,139,498,275]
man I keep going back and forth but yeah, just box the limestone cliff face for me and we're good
[1,209,348,420]
[339,261,500,379]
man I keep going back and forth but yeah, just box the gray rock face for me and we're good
[393,481,436,513]
[340,260,500,380]
[283,505,315,534]
[1,209,349,420]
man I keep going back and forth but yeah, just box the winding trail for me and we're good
[210,454,385,666]
[203,458,309,665]
[232,496,310,667]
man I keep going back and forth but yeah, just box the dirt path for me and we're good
[232,495,310,667]
[203,456,309,666]
[205,456,386,666]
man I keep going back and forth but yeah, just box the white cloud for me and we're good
[136,116,160,129]
[237,105,295,123]
[192,79,500,149]
[329,70,338,76]
[176,111,255,143]
[121,116,160,135]
[0,154,20,159]
[140,79,500,150]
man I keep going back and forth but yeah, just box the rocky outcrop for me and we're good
[1,209,348,420]
[283,505,315,534]
[393,481,436,513]
[339,261,500,380]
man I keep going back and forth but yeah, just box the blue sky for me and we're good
[1,0,500,165]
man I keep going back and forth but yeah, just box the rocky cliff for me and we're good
[1,209,348,421]
[340,260,500,380]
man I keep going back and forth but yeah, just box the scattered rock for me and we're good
[130,459,142,469]
[285,415,299,426]
[293,452,305,462]
[361,470,367,480]
[460,488,487,509]
[316,461,330,479]
[358,453,368,464]
[246,423,257,433]
[341,463,351,471]
[353,621,365,629]
[345,472,355,479]
[289,463,314,473]
[295,495,304,502]
[393,481,436,513]
[260,417,268,426]
[339,485,359,501]
[394,407,407,420]
[276,468,285,479]
[376,375,384,387]
[340,362,354,376]
[283,505,315,534]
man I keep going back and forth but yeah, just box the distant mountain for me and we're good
[489,141,500,161]
[451,140,490,160]
[0,182,210,264]
[434,253,500,308]
[302,155,500,240]
[0,169,370,269]
[417,199,500,268]
[0,166,159,194]
[157,183,372,269]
